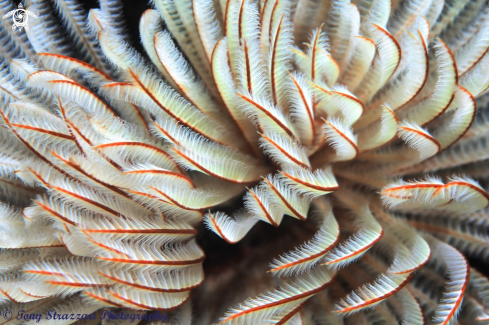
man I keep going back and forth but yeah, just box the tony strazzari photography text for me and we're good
[11,309,168,323]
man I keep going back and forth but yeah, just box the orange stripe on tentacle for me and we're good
[323,119,359,156]
[238,0,245,41]
[126,189,167,202]
[440,40,458,84]
[262,177,306,221]
[170,147,261,184]
[355,35,375,44]
[320,49,340,75]
[84,228,197,235]
[48,80,117,116]
[279,171,339,192]
[373,24,401,82]
[101,82,133,88]
[101,142,179,169]
[95,141,171,157]
[291,48,307,59]
[149,186,204,211]
[311,25,323,81]
[10,124,74,140]
[260,132,309,168]
[82,290,127,309]
[224,0,232,35]
[268,0,281,42]
[127,70,187,123]
[17,245,65,249]
[24,270,66,277]
[399,125,442,151]
[95,141,182,174]
[323,229,384,265]
[0,84,19,100]
[127,190,205,219]
[97,272,203,293]
[288,72,315,144]
[49,185,123,218]
[459,47,488,78]
[430,184,447,197]
[59,234,74,255]
[308,81,331,95]
[58,100,85,155]
[45,281,112,288]
[153,36,206,115]
[37,53,113,82]
[431,180,489,200]
[125,70,222,143]
[209,40,259,157]
[18,288,49,299]
[84,235,130,258]
[96,256,205,265]
[270,14,285,106]
[441,259,469,325]
[330,91,365,112]
[107,291,190,311]
[269,236,340,272]
[221,274,335,322]
[439,86,476,152]
[391,250,431,275]
[396,30,429,110]
[247,188,279,227]
[383,184,442,193]
[308,81,331,118]
[208,213,234,244]
[382,184,442,199]
[49,151,137,200]
[34,200,77,226]
[334,272,414,314]
[420,93,455,127]
[244,40,252,94]
[21,210,31,221]
[63,120,93,146]
[0,288,18,303]
[62,122,123,170]
[237,93,295,138]
[151,121,180,145]
[123,169,195,188]
[1,112,76,180]
[276,301,308,325]
[131,102,150,131]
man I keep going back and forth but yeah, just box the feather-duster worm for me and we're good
[0,0,488,324]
